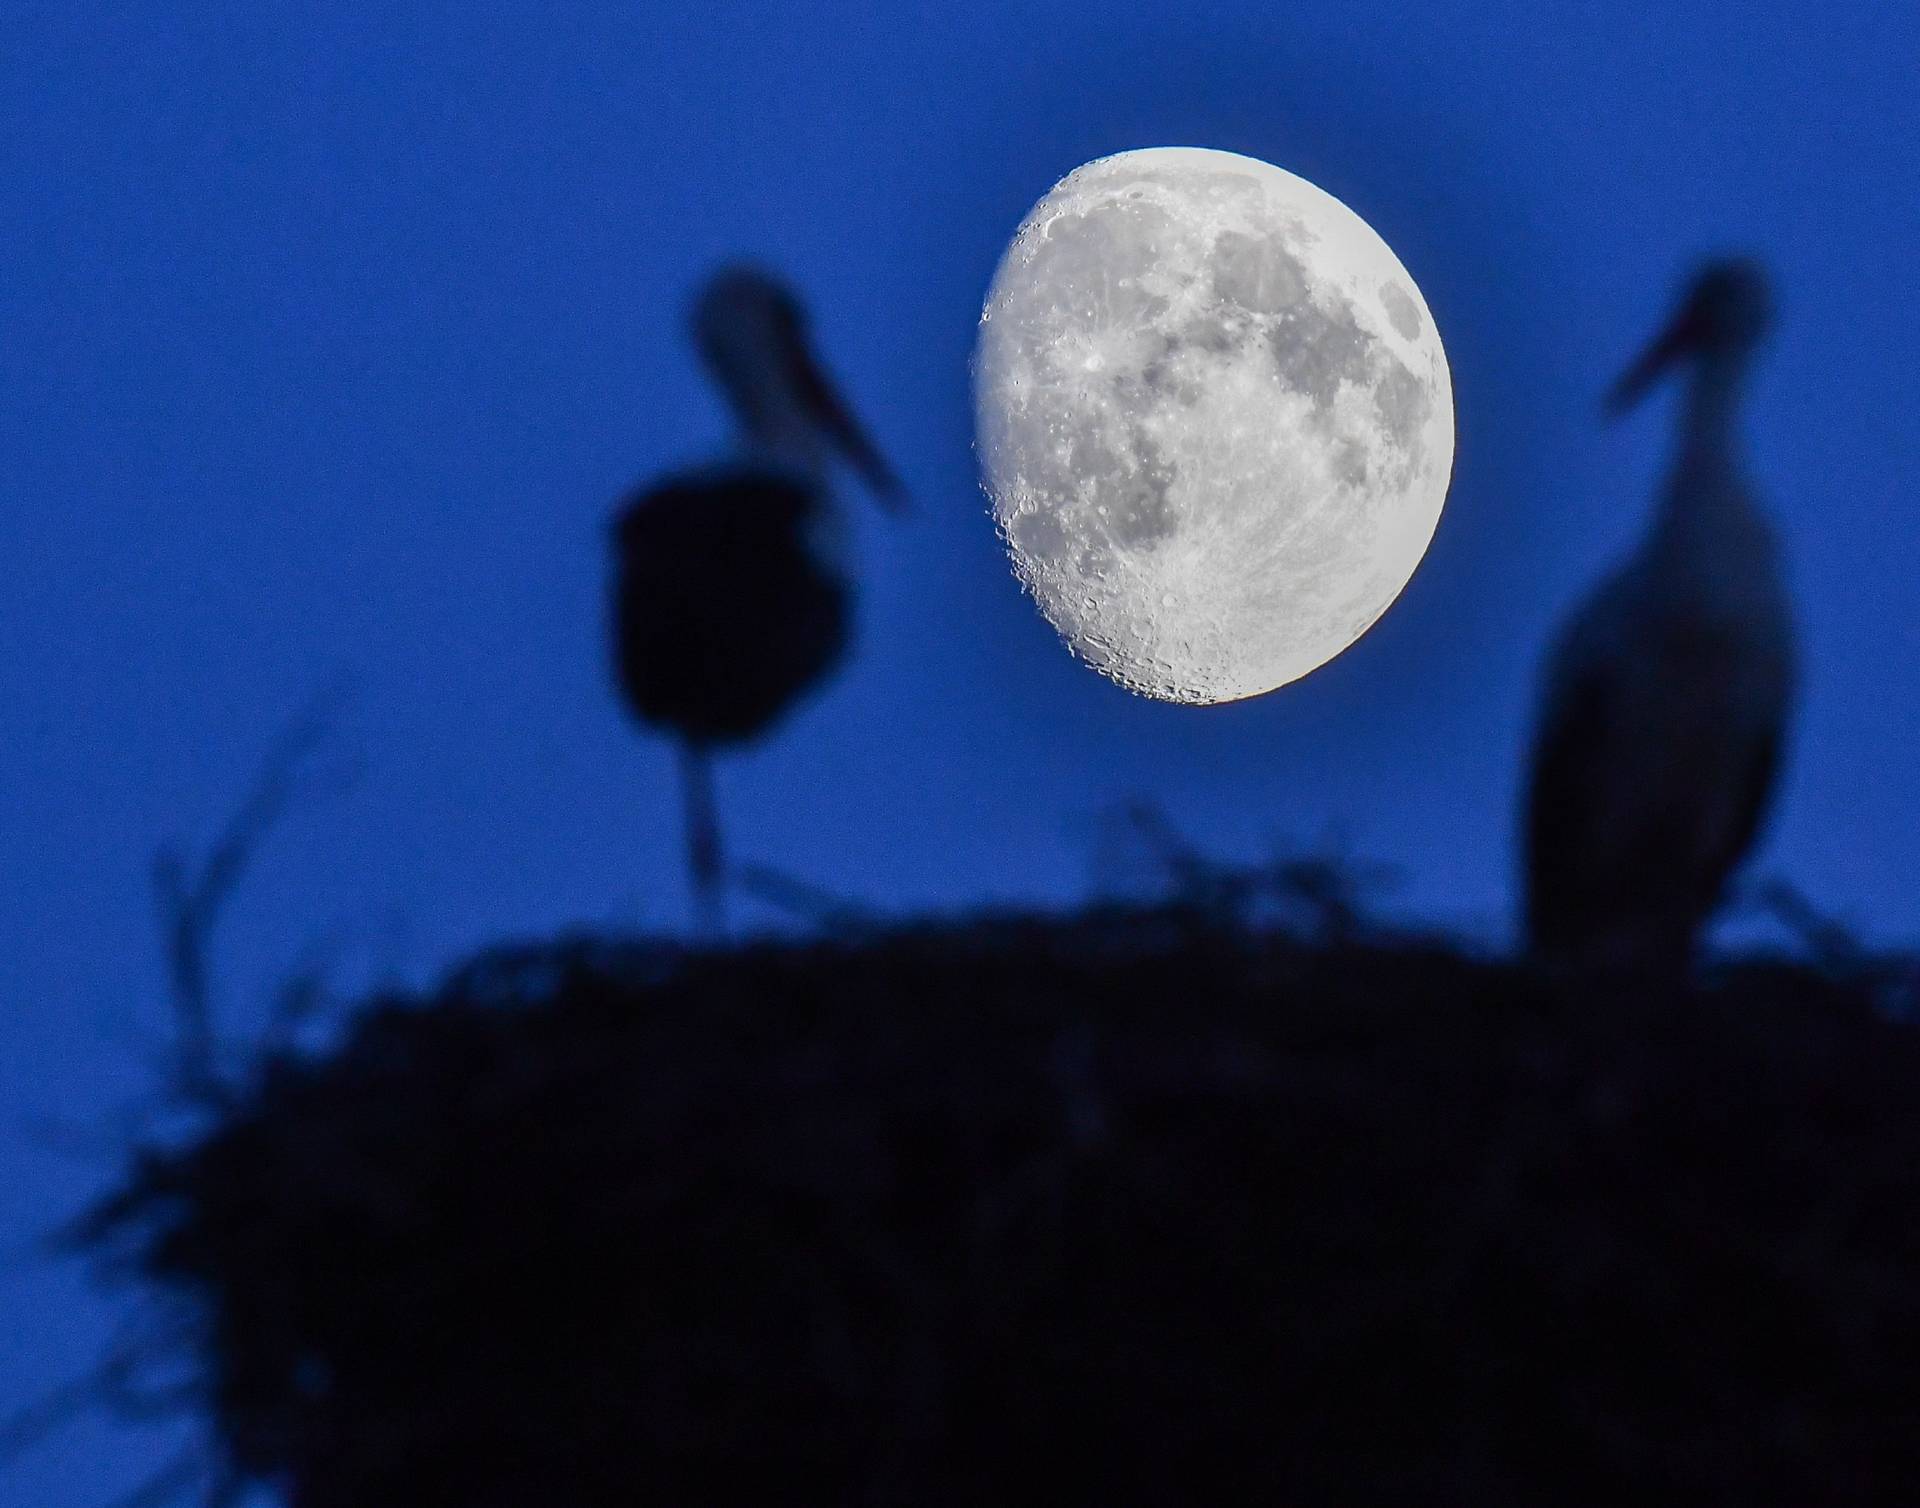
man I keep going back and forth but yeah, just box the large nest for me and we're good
[76,903,1920,1506]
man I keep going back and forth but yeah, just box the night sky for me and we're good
[4,2,1917,1500]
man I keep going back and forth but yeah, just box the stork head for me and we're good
[691,264,906,510]
[1606,257,1774,415]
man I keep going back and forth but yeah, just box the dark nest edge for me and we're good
[49,883,1920,1508]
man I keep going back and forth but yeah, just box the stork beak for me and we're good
[1604,304,1702,417]
[786,334,908,513]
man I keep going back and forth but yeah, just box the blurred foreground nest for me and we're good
[62,882,1920,1508]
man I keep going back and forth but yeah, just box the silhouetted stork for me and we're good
[1523,259,1795,971]
[610,267,903,934]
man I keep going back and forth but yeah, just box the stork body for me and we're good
[610,268,901,935]
[1524,260,1794,971]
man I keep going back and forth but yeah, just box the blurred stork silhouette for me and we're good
[1523,258,1796,971]
[610,266,904,935]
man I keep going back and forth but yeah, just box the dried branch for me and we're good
[1745,876,1869,971]
[0,1308,194,1465]
[0,1372,101,1465]
[1113,800,1220,899]
[103,1448,208,1508]
[1089,801,1397,938]
[255,923,358,1061]
[735,861,879,936]
[149,684,355,1105]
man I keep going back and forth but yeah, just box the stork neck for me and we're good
[1651,355,1749,535]
[714,364,828,484]
[1672,351,1751,475]
[1643,350,1779,610]
[736,417,830,488]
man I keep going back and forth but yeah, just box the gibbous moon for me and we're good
[974,147,1454,703]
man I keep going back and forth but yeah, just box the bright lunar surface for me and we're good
[974,146,1455,703]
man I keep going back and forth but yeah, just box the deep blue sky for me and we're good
[4,1,1917,1500]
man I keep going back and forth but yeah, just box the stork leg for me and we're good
[678,742,726,938]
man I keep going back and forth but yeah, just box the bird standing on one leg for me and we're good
[610,267,904,936]
[1522,259,1796,973]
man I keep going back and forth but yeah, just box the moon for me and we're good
[973,147,1454,703]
